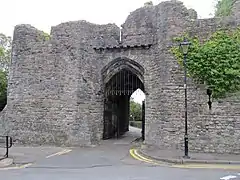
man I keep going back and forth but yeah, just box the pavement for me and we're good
[0,146,69,168]
[0,126,141,169]
[0,158,13,168]
[0,126,239,179]
[138,144,240,165]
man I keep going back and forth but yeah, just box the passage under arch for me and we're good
[101,57,145,140]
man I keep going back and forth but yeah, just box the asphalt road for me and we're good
[0,127,239,180]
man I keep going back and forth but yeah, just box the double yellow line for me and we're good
[130,148,240,170]
[129,148,162,166]
[173,163,240,170]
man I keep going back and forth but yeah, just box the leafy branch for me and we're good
[171,28,240,98]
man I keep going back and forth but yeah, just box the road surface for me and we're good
[0,127,239,180]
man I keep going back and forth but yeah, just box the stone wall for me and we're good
[183,15,240,154]
[0,0,239,153]
[232,0,240,17]
[4,22,121,146]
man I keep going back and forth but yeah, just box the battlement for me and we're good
[12,0,196,52]
[12,0,240,53]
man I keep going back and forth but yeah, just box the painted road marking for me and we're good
[129,149,151,163]
[0,163,33,171]
[129,149,161,166]
[0,149,72,170]
[46,149,72,158]
[220,173,240,180]
[133,149,155,163]
[172,164,240,170]
[19,163,33,169]
[220,175,237,180]
[130,148,240,170]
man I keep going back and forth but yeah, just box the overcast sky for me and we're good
[1,0,216,37]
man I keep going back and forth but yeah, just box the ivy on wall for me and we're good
[171,28,240,98]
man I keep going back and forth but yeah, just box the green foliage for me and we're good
[130,99,142,121]
[0,33,11,72]
[0,33,11,110]
[42,32,50,41]
[171,28,240,98]
[214,0,235,17]
[0,70,7,111]
[130,121,142,128]
[37,32,50,41]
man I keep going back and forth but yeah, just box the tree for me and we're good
[214,0,235,17]
[0,33,11,111]
[129,98,142,121]
[0,70,7,111]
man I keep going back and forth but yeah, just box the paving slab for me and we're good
[0,158,13,168]
[0,146,66,165]
[139,144,240,165]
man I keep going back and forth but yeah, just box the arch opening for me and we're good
[103,68,145,141]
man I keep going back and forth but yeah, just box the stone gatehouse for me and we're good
[0,0,239,153]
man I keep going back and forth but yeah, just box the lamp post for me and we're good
[180,37,191,158]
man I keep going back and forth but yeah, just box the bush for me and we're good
[171,28,240,98]
[130,99,142,121]
[130,121,142,128]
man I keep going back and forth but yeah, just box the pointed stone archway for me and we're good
[101,57,145,140]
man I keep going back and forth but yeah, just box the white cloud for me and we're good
[0,0,216,36]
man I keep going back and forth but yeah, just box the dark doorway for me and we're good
[103,69,145,140]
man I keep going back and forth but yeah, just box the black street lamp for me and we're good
[180,37,191,158]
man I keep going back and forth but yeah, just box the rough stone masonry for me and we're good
[0,0,239,153]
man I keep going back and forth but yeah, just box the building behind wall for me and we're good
[0,0,239,153]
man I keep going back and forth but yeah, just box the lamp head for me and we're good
[180,37,191,55]
[207,88,212,96]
